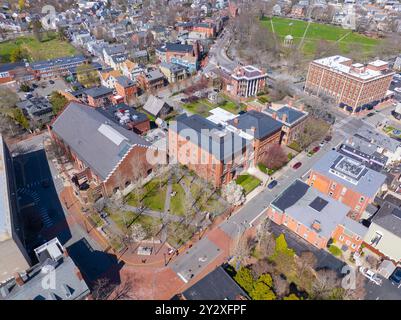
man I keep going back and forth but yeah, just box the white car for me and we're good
[359,267,382,286]
[394,87,401,93]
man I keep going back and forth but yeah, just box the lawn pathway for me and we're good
[297,20,311,50]
[336,31,352,44]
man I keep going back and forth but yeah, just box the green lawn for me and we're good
[170,183,186,216]
[107,208,161,234]
[182,95,245,116]
[0,33,78,63]
[236,174,261,194]
[260,17,381,57]
[125,178,167,212]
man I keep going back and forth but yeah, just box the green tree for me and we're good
[274,234,295,257]
[10,47,28,63]
[76,64,100,88]
[49,91,68,115]
[283,294,300,300]
[249,273,276,300]
[12,108,30,130]
[18,0,25,11]
[233,267,255,294]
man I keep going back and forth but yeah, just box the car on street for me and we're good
[367,112,375,117]
[319,141,325,147]
[389,267,401,287]
[313,146,320,153]
[49,80,55,84]
[359,267,382,286]
[268,180,278,189]
[292,162,302,170]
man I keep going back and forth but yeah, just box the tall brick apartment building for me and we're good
[307,150,386,220]
[169,114,251,188]
[50,102,153,202]
[305,55,394,114]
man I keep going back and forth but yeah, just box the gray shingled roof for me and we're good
[52,102,149,180]
[372,201,401,238]
[311,150,386,198]
[173,114,251,162]
[84,86,113,98]
[228,110,282,140]
[182,266,249,300]
[143,95,170,117]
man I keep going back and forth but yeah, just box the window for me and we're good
[330,183,337,190]
[296,223,301,233]
[339,235,344,241]
[303,233,308,239]
[329,191,333,197]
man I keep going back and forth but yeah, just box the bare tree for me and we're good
[92,278,114,300]
[297,251,317,279]
[311,269,341,300]
[260,144,288,170]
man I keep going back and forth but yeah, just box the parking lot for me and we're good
[14,79,70,100]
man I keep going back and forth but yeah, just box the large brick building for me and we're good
[168,114,252,187]
[215,65,268,99]
[305,55,394,114]
[307,150,386,220]
[227,110,282,165]
[156,42,201,72]
[50,102,153,202]
[267,180,367,251]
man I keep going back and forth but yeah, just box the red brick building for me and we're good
[305,55,394,114]
[215,65,268,99]
[169,114,252,188]
[49,102,153,202]
[307,150,386,220]
[267,180,367,251]
[114,76,138,104]
[84,86,114,108]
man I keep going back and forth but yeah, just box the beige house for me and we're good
[363,201,401,263]
[0,136,31,282]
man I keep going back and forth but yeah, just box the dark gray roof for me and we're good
[52,102,149,180]
[271,179,309,212]
[372,201,401,238]
[265,106,307,125]
[173,114,251,162]
[115,76,135,88]
[0,61,25,73]
[84,86,113,98]
[30,55,86,71]
[143,95,170,116]
[228,110,282,140]
[166,42,193,53]
[182,266,249,300]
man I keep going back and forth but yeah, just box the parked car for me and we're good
[389,267,401,286]
[319,141,325,147]
[292,162,302,170]
[267,180,278,189]
[312,146,320,153]
[359,267,382,286]
[49,80,55,84]
[325,135,332,142]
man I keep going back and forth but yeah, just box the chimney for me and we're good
[14,273,25,287]
[272,112,277,120]
[311,220,321,232]
[64,250,69,258]
[282,114,288,123]
[75,268,83,281]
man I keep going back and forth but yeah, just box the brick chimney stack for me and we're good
[282,114,288,123]
[272,112,277,120]
[14,273,24,287]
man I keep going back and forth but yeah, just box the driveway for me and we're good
[365,275,401,300]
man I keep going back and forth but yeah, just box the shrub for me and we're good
[288,141,302,152]
[328,244,342,257]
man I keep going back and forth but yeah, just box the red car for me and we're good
[293,162,302,170]
[313,146,320,153]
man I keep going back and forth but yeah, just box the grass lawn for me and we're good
[260,17,381,57]
[107,207,161,234]
[182,95,245,116]
[383,126,401,139]
[125,178,167,212]
[182,100,212,117]
[0,33,78,63]
[170,183,186,216]
[236,174,261,194]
